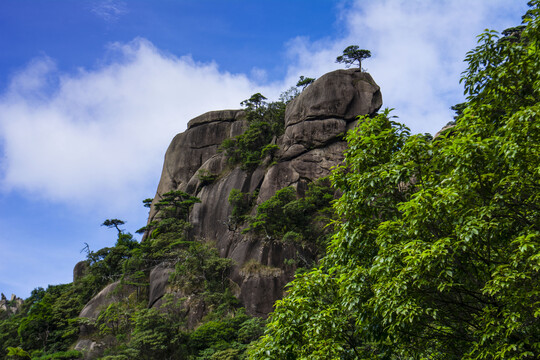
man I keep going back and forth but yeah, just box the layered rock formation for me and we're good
[145,68,382,317]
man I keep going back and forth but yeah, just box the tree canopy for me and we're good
[249,3,540,359]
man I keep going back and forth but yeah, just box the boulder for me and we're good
[239,274,288,317]
[0,293,23,314]
[280,118,347,159]
[285,69,382,126]
[73,261,88,282]
[78,281,137,335]
[258,142,346,203]
[74,339,105,360]
[147,109,246,225]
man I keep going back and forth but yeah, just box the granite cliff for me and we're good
[143,68,382,317]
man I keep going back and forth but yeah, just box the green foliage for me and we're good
[32,350,82,359]
[278,86,299,104]
[138,190,201,259]
[142,198,153,208]
[296,76,315,90]
[197,169,218,186]
[209,348,242,360]
[0,181,266,360]
[101,219,125,234]
[122,308,186,360]
[242,178,335,258]
[227,189,257,229]
[0,280,99,359]
[243,187,297,239]
[5,347,30,360]
[169,241,233,295]
[336,45,371,69]
[250,4,540,358]
[189,310,265,359]
[220,93,286,171]
[96,301,134,337]
[153,190,201,223]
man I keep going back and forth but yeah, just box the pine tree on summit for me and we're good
[336,45,371,70]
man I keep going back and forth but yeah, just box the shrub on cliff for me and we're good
[240,177,335,262]
[220,93,286,171]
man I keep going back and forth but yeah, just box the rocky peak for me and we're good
[0,293,23,315]
[143,68,382,317]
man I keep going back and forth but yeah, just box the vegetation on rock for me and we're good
[242,178,335,258]
[0,189,265,359]
[220,93,288,171]
[296,75,315,90]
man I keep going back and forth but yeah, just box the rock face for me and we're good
[147,263,174,308]
[75,281,138,359]
[0,293,23,314]
[73,261,88,282]
[146,109,246,225]
[78,281,137,332]
[144,68,382,318]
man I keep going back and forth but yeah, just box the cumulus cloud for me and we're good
[0,39,261,213]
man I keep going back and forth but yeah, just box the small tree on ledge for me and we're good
[336,45,371,71]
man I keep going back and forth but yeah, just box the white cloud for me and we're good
[0,39,259,213]
[91,0,128,22]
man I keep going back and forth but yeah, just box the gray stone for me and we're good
[280,118,347,160]
[187,109,245,129]
[74,339,105,360]
[257,162,300,203]
[239,274,287,318]
[73,261,88,282]
[145,109,246,227]
[285,69,382,126]
[148,264,174,308]
[78,281,137,335]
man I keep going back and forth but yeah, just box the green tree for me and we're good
[336,45,371,70]
[250,3,540,359]
[101,219,125,234]
[296,76,315,90]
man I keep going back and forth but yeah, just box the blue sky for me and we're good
[0,0,529,298]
